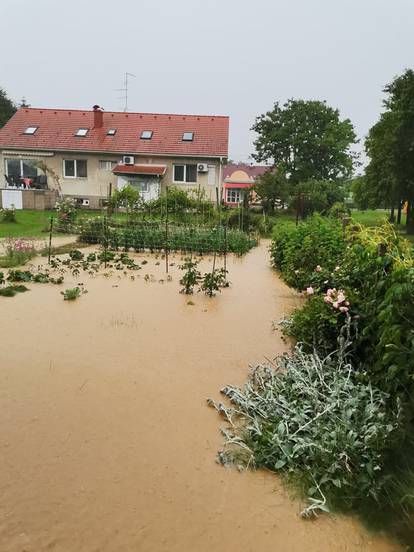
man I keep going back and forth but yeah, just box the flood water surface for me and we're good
[0,242,401,551]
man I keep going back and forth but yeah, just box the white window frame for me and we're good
[226,189,242,203]
[173,164,197,184]
[63,159,88,179]
[107,129,117,136]
[182,132,194,141]
[75,128,89,137]
[99,160,117,171]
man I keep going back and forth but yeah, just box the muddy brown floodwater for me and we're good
[0,241,402,552]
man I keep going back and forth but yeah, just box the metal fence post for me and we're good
[165,186,169,273]
[47,216,54,264]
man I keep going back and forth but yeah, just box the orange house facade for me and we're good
[222,163,269,206]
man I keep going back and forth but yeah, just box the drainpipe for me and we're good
[218,157,223,205]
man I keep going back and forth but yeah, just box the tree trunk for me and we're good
[389,204,395,223]
[406,199,414,234]
[397,199,402,225]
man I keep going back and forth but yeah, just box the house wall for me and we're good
[0,150,222,208]
[117,175,160,202]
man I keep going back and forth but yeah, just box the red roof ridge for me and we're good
[17,107,229,119]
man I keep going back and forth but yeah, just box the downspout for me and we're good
[218,156,223,205]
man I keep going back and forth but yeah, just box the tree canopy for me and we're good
[0,87,17,128]
[253,170,289,214]
[364,69,414,230]
[252,99,357,184]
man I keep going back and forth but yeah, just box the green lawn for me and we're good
[351,209,414,243]
[0,209,111,239]
[0,210,52,238]
[351,209,389,226]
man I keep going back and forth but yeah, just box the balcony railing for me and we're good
[3,174,48,190]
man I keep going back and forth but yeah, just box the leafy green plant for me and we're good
[179,257,201,294]
[270,215,345,289]
[69,249,84,261]
[0,286,17,297]
[0,284,29,297]
[209,338,402,516]
[61,286,87,301]
[7,269,33,282]
[200,270,223,297]
[0,206,17,223]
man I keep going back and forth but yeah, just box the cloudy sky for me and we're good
[1,0,412,164]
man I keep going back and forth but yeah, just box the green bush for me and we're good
[209,342,402,515]
[282,295,349,352]
[270,215,345,289]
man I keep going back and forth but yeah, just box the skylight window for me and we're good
[182,132,194,141]
[140,130,153,139]
[24,126,38,135]
[75,128,89,137]
[107,129,117,136]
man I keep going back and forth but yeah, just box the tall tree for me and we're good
[0,88,17,128]
[385,69,414,232]
[364,111,399,220]
[252,99,357,184]
[365,69,414,231]
[253,169,289,214]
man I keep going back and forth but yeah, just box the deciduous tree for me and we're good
[252,99,357,184]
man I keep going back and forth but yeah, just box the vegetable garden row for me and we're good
[79,219,257,255]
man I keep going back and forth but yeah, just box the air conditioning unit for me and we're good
[197,163,208,173]
[123,155,135,165]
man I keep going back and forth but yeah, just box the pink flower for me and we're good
[315,265,322,272]
[337,291,346,304]
[333,301,339,309]
[324,296,333,304]
[339,306,349,313]
[305,287,314,295]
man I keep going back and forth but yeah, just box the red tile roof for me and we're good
[223,182,253,188]
[0,108,229,158]
[223,163,270,180]
[112,164,166,176]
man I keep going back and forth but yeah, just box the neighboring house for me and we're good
[0,105,229,209]
[222,163,270,206]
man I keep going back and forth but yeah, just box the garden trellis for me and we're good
[76,217,257,256]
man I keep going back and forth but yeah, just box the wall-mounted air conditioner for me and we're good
[123,155,135,165]
[197,163,208,173]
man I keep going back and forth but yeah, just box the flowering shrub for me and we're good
[55,197,77,231]
[270,215,345,289]
[273,220,414,400]
[0,206,17,223]
[0,237,36,268]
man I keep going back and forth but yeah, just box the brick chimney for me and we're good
[93,104,103,128]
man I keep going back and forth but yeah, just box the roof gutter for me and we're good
[0,146,227,160]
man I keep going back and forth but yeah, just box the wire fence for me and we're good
[47,213,258,270]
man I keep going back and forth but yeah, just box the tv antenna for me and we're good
[116,72,136,112]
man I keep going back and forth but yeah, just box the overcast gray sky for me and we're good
[1,0,412,165]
